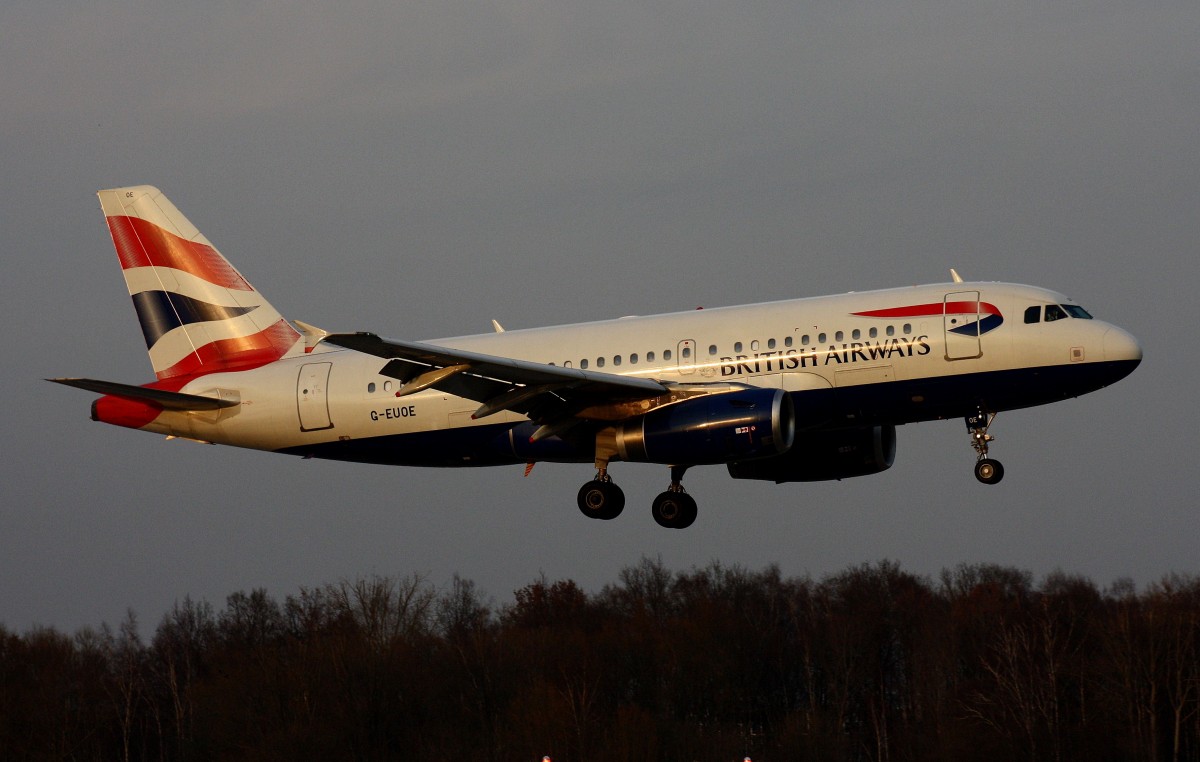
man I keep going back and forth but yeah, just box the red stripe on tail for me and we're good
[106,215,252,290]
[155,318,301,380]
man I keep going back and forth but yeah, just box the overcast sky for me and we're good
[2,0,1196,632]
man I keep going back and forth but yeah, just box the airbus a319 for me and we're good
[51,186,1142,528]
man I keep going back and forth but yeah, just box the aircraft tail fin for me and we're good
[98,186,303,380]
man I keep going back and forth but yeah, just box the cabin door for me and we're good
[944,291,982,360]
[297,362,334,431]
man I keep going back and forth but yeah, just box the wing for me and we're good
[322,332,669,436]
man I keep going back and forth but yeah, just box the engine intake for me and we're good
[727,424,896,482]
[615,387,794,465]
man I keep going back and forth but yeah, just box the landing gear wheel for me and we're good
[974,458,1004,485]
[652,491,698,529]
[966,410,1004,485]
[577,480,625,520]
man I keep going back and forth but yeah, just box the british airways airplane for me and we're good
[51,186,1142,528]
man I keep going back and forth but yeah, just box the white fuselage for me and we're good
[141,281,1140,467]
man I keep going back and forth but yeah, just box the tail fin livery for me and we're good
[98,186,302,380]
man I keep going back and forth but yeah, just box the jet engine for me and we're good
[614,387,794,465]
[726,424,896,482]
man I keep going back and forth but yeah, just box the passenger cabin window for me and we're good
[664,349,672,360]
[613,356,621,366]
[734,342,743,353]
[886,325,895,337]
[681,347,691,359]
[751,340,760,351]
[1045,304,1067,322]
[709,345,718,355]
[768,338,777,349]
[597,357,606,368]
[646,351,655,362]
[818,333,826,344]
[785,336,793,347]
[580,359,589,369]
[1024,306,1041,324]
[629,354,638,364]
[367,382,376,393]
[835,331,844,342]
[851,329,861,340]
[869,327,878,338]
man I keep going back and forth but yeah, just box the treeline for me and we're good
[1,560,1198,761]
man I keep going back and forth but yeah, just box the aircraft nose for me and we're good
[1103,325,1143,366]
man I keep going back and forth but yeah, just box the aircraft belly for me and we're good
[817,359,1140,426]
[273,422,582,467]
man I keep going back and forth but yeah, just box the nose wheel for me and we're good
[974,458,1004,484]
[967,410,1004,485]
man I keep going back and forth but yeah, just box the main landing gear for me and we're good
[651,465,697,529]
[967,409,1005,485]
[577,470,625,520]
[575,460,698,528]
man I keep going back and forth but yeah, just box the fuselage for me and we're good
[125,280,1140,467]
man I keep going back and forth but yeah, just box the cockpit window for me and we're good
[1045,304,1067,322]
[1025,303,1092,323]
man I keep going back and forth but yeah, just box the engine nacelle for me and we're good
[726,424,896,482]
[615,387,794,465]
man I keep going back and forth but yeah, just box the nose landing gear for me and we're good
[967,410,1004,485]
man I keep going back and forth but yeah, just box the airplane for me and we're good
[50,186,1143,528]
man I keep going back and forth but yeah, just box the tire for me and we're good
[577,480,625,519]
[974,458,1005,485]
[675,493,698,529]
[652,492,698,529]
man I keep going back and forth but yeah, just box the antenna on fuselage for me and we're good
[950,268,964,283]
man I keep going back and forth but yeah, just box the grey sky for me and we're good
[2,1,1196,631]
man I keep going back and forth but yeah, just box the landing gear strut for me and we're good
[651,465,698,529]
[578,435,625,520]
[966,410,1004,485]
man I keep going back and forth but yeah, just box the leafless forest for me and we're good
[2,559,1197,761]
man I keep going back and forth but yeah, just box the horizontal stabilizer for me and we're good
[47,378,239,410]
